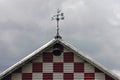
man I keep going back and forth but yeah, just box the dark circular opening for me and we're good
[52,43,63,56]
[53,50,61,56]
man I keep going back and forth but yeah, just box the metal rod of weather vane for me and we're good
[56,15,59,37]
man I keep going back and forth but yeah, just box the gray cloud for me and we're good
[0,0,120,76]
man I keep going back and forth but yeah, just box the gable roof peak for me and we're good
[0,38,120,80]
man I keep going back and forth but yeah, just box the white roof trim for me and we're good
[0,39,57,79]
[59,39,120,80]
[0,39,120,80]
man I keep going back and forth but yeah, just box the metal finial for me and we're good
[52,9,64,39]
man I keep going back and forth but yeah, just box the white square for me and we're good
[32,73,42,80]
[74,54,84,62]
[22,63,32,73]
[64,63,73,73]
[84,63,95,73]
[43,63,53,73]
[33,55,42,62]
[12,73,22,80]
[53,53,63,62]
[53,73,63,80]
[74,73,84,80]
[95,73,105,80]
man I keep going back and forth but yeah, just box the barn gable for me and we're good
[0,38,119,80]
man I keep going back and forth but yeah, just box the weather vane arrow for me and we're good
[51,9,64,39]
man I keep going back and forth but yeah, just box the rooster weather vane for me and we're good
[52,9,64,39]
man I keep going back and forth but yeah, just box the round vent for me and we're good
[52,43,63,56]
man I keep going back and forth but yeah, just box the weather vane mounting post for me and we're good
[52,9,64,39]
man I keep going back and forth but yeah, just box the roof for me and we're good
[0,38,120,80]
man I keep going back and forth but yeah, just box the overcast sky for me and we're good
[0,0,120,77]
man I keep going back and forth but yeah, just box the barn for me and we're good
[0,10,119,80]
[0,37,119,80]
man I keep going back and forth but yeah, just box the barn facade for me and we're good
[0,38,119,80]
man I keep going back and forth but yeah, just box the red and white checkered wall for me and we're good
[3,48,114,80]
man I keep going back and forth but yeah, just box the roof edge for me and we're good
[58,39,120,80]
[0,39,57,79]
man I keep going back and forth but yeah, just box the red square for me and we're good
[22,73,32,80]
[43,73,53,80]
[43,52,53,62]
[53,63,63,72]
[64,73,73,80]
[105,74,114,80]
[64,52,74,62]
[84,73,94,80]
[33,62,42,72]
[74,63,84,72]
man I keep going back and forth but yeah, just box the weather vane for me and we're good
[52,9,64,39]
